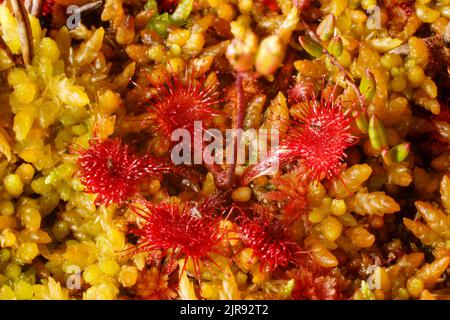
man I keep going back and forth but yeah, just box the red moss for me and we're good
[384,0,415,17]
[383,0,415,35]
[77,138,169,206]
[238,212,303,271]
[133,267,177,300]
[145,72,221,146]
[265,174,308,222]
[417,107,450,157]
[241,83,357,185]
[129,196,226,275]
[287,258,343,300]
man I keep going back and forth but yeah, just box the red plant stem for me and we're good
[217,72,246,189]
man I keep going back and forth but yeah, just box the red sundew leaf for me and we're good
[237,212,304,272]
[289,102,357,181]
[76,138,170,207]
[128,196,228,276]
[240,83,358,186]
[143,71,222,146]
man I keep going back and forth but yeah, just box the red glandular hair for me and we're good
[240,82,357,185]
[144,72,221,145]
[129,195,226,275]
[286,87,357,181]
[238,213,303,271]
[77,138,169,207]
